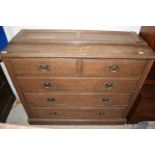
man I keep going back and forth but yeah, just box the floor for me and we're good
[5,100,155,129]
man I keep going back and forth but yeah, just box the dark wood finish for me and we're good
[11,30,145,45]
[11,58,146,78]
[2,58,32,118]
[1,29,155,125]
[140,26,155,49]
[0,64,15,122]
[128,95,155,123]
[1,30,155,59]
[28,107,125,119]
[124,60,154,116]
[128,26,155,123]
[131,99,155,121]
[83,59,146,77]
[24,92,131,107]
[11,58,77,76]
[2,44,155,59]
[29,118,126,125]
[18,77,138,92]
[140,84,155,98]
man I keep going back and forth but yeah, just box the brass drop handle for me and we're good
[49,111,57,116]
[43,82,52,89]
[47,97,55,103]
[105,82,113,89]
[39,64,50,71]
[99,112,105,116]
[102,97,109,103]
[109,65,119,72]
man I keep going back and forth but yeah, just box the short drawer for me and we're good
[18,77,138,92]
[11,58,77,76]
[83,59,146,77]
[24,92,131,107]
[29,107,125,119]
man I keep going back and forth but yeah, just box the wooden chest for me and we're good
[1,30,155,125]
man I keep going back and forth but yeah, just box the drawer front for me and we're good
[24,92,131,106]
[18,77,138,92]
[11,58,77,76]
[29,107,125,119]
[83,59,146,77]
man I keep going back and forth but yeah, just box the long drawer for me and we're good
[18,77,138,92]
[29,107,125,119]
[83,59,146,77]
[11,58,77,76]
[24,92,131,107]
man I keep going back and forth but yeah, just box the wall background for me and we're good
[4,26,141,41]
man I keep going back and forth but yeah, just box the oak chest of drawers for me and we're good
[1,30,155,125]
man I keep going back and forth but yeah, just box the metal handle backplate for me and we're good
[105,82,113,89]
[99,112,105,116]
[109,65,119,72]
[39,64,50,72]
[47,97,55,103]
[49,111,57,116]
[102,97,109,103]
[43,82,52,89]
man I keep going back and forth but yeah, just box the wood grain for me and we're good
[11,58,77,76]
[83,59,146,77]
[17,77,138,92]
[24,92,131,107]
[1,29,155,125]
[28,107,125,119]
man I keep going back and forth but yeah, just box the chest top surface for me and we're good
[1,29,155,59]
